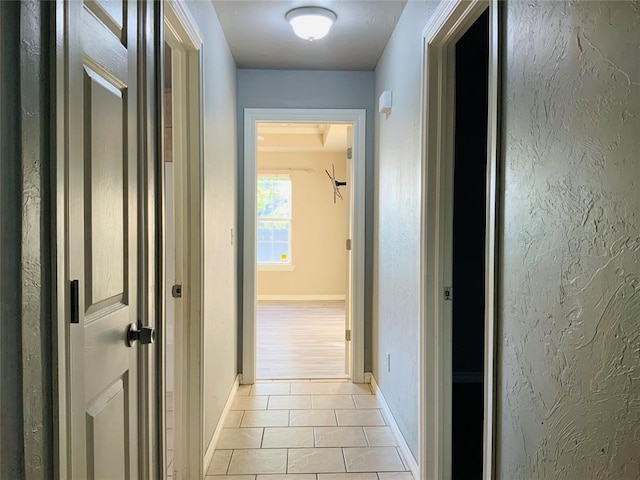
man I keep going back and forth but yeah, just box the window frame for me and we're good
[256,173,293,270]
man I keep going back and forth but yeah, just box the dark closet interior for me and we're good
[451,8,489,479]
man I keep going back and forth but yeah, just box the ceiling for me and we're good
[257,122,349,152]
[211,1,407,71]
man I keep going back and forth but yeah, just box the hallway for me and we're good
[205,381,413,479]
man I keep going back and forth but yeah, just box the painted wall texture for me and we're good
[185,0,239,449]
[497,1,640,478]
[0,2,53,478]
[373,0,440,461]
[237,69,375,370]
[0,2,26,477]
[257,151,347,297]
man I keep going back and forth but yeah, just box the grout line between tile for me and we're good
[395,446,407,471]
[285,447,289,474]
[362,426,370,447]
[225,450,231,475]
[341,446,348,474]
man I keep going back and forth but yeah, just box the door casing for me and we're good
[420,1,500,479]
[242,108,367,385]
[345,125,354,376]
[161,1,205,478]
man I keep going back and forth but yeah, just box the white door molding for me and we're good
[163,1,204,478]
[243,108,366,385]
[419,1,499,479]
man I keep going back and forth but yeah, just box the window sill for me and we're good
[258,264,295,272]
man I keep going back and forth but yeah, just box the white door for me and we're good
[66,1,145,477]
[345,126,354,376]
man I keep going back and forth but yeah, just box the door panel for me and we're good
[84,309,130,401]
[66,0,140,477]
[86,379,128,479]
[84,66,127,310]
[85,0,124,40]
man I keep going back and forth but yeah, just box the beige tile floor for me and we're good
[206,380,414,480]
[167,391,174,477]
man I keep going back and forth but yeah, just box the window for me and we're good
[257,175,292,265]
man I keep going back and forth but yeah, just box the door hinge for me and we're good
[444,287,453,301]
[172,284,182,298]
[347,147,353,160]
[345,329,351,341]
[346,239,352,251]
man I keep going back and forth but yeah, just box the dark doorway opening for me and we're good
[451,8,489,479]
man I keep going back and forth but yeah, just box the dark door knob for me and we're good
[126,323,156,347]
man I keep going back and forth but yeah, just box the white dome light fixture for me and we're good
[286,7,337,41]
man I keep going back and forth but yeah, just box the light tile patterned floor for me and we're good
[166,391,174,477]
[206,380,414,479]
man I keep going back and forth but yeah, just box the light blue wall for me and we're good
[185,0,239,448]
[373,0,441,461]
[236,69,376,371]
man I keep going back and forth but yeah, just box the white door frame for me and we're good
[162,1,204,478]
[420,1,499,479]
[242,108,366,385]
[344,125,354,376]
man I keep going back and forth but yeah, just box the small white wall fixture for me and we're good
[420,1,499,480]
[378,90,392,114]
[243,108,366,385]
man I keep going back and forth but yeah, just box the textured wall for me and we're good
[185,0,239,449]
[20,3,53,477]
[0,2,26,477]
[0,2,53,477]
[237,69,375,371]
[497,1,640,478]
[373,0,439,460]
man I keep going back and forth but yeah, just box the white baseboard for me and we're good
[370,374,419,479]
[257,295,345,301]
[203,375,239,479]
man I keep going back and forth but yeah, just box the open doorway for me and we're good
[451,8,489,479]
[243,108,366,385]
[421,1,499,479]
[255,122,352,379]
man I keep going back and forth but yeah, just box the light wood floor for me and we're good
[256,301,347,380]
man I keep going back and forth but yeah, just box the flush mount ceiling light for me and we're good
[286,7,337,41]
